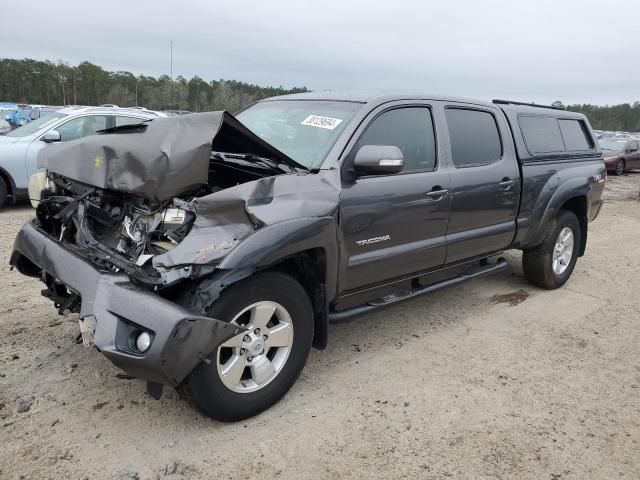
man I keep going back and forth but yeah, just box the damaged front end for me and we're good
[10,110,336,387]
[31,174,210,287]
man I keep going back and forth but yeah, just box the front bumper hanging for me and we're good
[10,221,245,386]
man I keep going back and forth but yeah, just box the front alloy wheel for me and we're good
[182,272,313,421]
[615,159,625,175]
[217,301,294,393]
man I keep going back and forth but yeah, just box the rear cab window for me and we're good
[558,119,594,151]
[519,115,595,155]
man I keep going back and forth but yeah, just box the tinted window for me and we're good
[520,116,566,154]
[445,108,502,167]
[355,107,436,172]
[559,119,593,151]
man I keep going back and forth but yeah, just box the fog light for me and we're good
[135,332,152,352]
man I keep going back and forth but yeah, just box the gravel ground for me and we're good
[1,173,639,480]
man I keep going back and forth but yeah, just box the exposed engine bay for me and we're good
[33,152,288,286]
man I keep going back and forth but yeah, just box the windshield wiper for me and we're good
[220,153,303,173]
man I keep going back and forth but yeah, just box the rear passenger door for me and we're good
[443,105,520,263]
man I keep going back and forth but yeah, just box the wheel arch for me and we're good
[525,177,591,256]
[0,165,17,205]
[266,249,329,350]
[210,217,338,350]
[558,195,588,256]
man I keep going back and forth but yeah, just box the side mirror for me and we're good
[42,130,61,143]
[353,145,404,175]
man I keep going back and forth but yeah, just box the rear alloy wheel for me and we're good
[182,272,313,421]
[522,210,581,289]
[0,176,7,209]
[615,159,625,176]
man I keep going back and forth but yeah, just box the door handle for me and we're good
[426,189,449,199]
[499,179,516,190]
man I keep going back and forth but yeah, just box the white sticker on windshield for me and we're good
[301,115,343,130]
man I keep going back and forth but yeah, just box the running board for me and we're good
[328,257,509,323]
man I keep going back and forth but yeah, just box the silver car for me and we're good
[0,106,163,208]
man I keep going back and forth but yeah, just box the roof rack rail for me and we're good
[492,99,565,111]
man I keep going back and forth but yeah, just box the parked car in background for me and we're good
[29,106,63,121]
[598,138,640,175]
[9,106,32,128]
[0,117,11,135]
[0,106,164,208]
[0,104,18,123]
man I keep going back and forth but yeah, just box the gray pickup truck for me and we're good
[11,92,606,421]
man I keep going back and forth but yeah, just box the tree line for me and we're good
[2,58,639,130]
[0,58,308,113]
[563,102,640,132]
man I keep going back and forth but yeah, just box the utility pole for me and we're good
[135,78,138,107]
[170,40,173,110]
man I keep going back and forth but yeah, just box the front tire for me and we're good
[0,176,7,209]
[522,210,581,290]
[182,271,313,421]
[615,159,625,176]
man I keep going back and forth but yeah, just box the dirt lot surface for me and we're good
[1,174,639,480]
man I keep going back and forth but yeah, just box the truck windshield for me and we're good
[5,113,68,138]
[236,100,360,169]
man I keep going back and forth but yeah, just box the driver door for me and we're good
[339,104,451,292]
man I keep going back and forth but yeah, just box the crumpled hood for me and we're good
[37,111,301,202]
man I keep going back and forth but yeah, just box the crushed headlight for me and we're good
[27,170,54,208]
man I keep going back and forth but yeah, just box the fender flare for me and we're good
[526,177,591,249]
[197,217,338,350]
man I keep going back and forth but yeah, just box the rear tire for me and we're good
[522,210,581,290]
[0,176,7,209]
[615,159,625,175]
[182,271,313,422]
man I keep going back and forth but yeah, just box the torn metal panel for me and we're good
[37,111,303,203]
[153,170,341,268]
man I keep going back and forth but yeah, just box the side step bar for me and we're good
[328,257,509,323]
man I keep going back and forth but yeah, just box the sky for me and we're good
[2,0,638,105]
